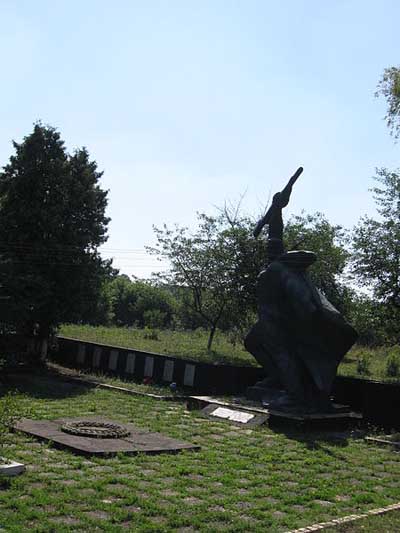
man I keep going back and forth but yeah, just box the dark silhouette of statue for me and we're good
[245,167,357,412]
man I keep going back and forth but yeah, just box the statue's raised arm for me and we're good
[244,165,358,415]
[253,166,303,238]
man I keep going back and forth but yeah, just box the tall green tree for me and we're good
[352,168,400,342]
[376,66,400,138]
[106,275,176,329]
[149,211,264,351]
[284,212,350,313]
[0,123,113,357]
[149,207,349,351]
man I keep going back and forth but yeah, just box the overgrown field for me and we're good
[59,324,256,366]
[60,324,400,382]
[1,372,400,532]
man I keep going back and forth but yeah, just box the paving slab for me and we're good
[14,416,200,457]
[189,395,361,425]
[201,403,268,426]
[0,459,25,477]
[366,435,400,449]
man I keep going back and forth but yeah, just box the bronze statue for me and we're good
[245,167,357,412]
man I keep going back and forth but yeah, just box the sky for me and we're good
[0,0,399,278]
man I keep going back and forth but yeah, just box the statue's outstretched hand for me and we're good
[253,166,303,238]
[278,166,303,208]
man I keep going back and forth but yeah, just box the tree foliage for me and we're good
[376,66,400,138]
[284,212,350,313]
[352,169,400,335]
[107,275,176,329]
[0,124,113,351]
[149,207,349,351]
[149,210,264,351]
[346,294,389,346]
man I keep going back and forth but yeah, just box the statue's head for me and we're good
[267,238,284,263]
[272,192,284,208]
[279,250,317,271]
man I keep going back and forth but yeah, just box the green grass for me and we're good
[338,345,400,383]
[49,362,181,397]
[1,371,400,531]
[59,324,256,366]
[60,324,400,383]
[324,509,400,532]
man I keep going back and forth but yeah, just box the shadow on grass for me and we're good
[0,477,11,491]
[273,422,366,458]
[0,371,95,400]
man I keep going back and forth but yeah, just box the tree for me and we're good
[0,123,113,357]
[149,211,264,351]
[149,207,349,352]
[376,66,400,138]
[106,275,176,329]
[352,169,400,329]
[284,212,350,313]
[346,294,388,346]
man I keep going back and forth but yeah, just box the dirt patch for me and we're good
[183,496,201,505]
[313,499,333,506]
[335,494,351,502]
[49,516,81,525]
[160,489,179,497]
[57,479,78,486]
[83,510,110,520]
[28,482,46,490]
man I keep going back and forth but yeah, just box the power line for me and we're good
[0,242,152,253]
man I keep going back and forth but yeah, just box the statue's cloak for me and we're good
[291,289,357,394]
[258,251,357,395]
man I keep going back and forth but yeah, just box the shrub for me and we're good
[0,392,24,452]
[357,353,371,376]
[142,309,168,329]
[386,348,400,378]
[143,327,160,341]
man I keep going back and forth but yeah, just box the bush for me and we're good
[143,327,160,341]
[108,276,176,329]
[357,353,371,376]
[142,309,168,330]
[386,347,400,378]
[347,296,389,346]
[0,392,25,452]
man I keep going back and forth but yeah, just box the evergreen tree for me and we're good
[0,123,112,358]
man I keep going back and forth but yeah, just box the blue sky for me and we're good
[1,1,399,277]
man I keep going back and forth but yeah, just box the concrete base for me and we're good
[266,406,362,423]
[246,385,361,421]
[365,435,400,449]
[246,385,286,403]
[0,459,25,477]
[189,394,361,426]
[201,403,269,426]
[14,417,200,457]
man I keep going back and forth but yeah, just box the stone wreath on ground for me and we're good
[61,421,130,439]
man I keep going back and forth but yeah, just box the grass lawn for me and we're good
[60,324,400,383]
[49,362,180,397]
[338,345,400,382]
[59,324,256,366]
[324,510,400,532]
[1,370,400,532]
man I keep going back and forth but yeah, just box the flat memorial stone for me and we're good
[0,459,25,476]
[365,435,400,449]
[212,407,255,423]
[201,404,268,426]
[14,417,200,457]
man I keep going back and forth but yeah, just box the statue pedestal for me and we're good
[266,406,362,425]
[189,393,362,428]
[246,385,284,403]
[246,385,362,424]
